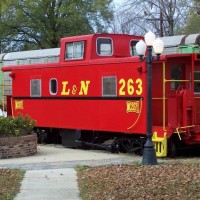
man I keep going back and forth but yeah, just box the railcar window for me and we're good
[97,38,113,56]
[102,76,117,96]
[50,79,57,95]
[194,71,200,93]
[65,41,84,60]
[30,79,41,97]
[130,40,139,56]
[171,64,182,90]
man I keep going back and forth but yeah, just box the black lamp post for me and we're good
[136,31,164,165]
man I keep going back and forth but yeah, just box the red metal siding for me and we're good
[11,60,147,135]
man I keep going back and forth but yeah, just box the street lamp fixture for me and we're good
[136,31,164,165]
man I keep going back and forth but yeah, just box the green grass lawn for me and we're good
[0,169,24,200]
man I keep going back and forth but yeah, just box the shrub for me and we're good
[0,115,36,137]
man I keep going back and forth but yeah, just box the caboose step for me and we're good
[152,132,167,157]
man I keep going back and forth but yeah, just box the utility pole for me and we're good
[146,9,165,37]
[160,11,163,37]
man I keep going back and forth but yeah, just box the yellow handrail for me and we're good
[175,125,195,140]
[165,79,190,82]
[163,62,166,131]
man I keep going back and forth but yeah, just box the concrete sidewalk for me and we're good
[14,168,81,200]
[1,145,143,200]
[1,145,141,167]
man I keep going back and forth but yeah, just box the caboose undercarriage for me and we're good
[35,127,200,157]
[36,128,146,154]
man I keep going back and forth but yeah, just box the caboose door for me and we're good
[165,57,194,128]
[193,60,200,125]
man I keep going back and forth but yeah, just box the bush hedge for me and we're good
[0,115,36,137]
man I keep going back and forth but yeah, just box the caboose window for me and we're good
[102,76,117,96]
[30,79,41,97]
[50,79,57,95]
[65,41,84,60]
[97,38,113,56]
[130,40,139,56]
[171,64,182,90]
[194,72,200,93]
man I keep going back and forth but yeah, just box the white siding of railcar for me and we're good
[3,48,60,66]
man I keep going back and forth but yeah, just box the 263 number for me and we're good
[119,78,142,95]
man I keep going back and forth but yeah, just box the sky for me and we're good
[113,0,123,7]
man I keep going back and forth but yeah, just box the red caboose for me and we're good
[2,33,200,157]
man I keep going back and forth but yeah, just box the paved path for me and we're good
[1,145,142,170]
[0,145,144,200]
[14,168,80,200]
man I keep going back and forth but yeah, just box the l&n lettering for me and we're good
[61,80,90,96]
